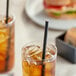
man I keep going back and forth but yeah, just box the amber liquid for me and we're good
[22,45,56,76]
[0,18,14,73]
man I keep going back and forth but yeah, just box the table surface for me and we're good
[0,0,76,76]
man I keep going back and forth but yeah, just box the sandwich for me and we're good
[44,0,76,19]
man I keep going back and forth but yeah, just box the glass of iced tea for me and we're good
[22,41,57,76]
[0,15,15,75]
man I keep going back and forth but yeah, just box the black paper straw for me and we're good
[6,0,9,24]
[5,0,11,71]
[41,21,48,76]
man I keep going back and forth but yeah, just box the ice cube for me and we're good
[46,52,54,58]
[30,49,41,57]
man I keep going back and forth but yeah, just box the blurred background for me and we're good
[0,0,76,76]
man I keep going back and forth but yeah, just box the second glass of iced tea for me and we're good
[22,42,57,76]
[0,15,15,75]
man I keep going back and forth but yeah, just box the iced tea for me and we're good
[0,16,14,73]
[22,43,57,76]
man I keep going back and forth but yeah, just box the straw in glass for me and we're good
[41,21,48,76]
[5,0,11,71]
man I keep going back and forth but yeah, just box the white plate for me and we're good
[25,0,76,30]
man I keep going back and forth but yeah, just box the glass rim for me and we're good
[0,15,15,27]
[22,41,57,63]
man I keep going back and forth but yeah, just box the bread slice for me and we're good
[65,28,76,46]
[45,0,71,6]
[47,12,76,19]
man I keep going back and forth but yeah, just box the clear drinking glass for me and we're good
[0,15,15,76]
[22,41,57,76]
